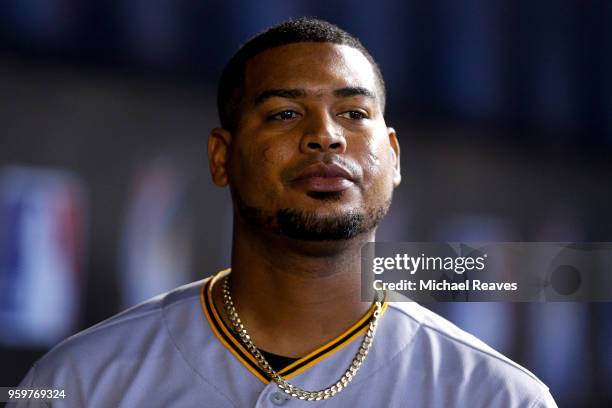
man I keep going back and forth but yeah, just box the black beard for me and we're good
[232,189,391,241]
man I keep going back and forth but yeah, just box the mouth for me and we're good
[306,191,344,201]
[291,163,355,193]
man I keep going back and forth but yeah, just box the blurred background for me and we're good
[0,1,610,407]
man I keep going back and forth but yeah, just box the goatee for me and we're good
[232,188,391,241]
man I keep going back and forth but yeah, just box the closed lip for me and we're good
[293,163,355,182]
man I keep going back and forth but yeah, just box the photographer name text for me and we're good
[372,279,518,292]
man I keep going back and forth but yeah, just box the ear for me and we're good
[387,127,401,187]
[208,127,232,187]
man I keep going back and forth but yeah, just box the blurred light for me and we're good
[0,165,88,347]
[119,156,194,308]
[432,214,516,353]
[526,303,590,404]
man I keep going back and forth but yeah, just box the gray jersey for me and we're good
[9,269,557,407]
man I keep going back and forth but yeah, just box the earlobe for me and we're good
[387,127,401,187]
[208,127,232,187]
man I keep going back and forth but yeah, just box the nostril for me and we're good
[307,142,321,149]
[329,142,342,149]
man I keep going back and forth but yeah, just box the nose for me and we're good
[299,113,347,154]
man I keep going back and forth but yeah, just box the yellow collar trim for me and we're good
[200,268,388,384]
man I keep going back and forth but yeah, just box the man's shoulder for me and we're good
[32,279,207,381]
[11,277,237,407]
[384,301,554,406]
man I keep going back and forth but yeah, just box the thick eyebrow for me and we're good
[253,86,376,106]
[254,89,306,106]
[333,86,376,100]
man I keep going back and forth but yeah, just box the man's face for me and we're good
[212,42,401,241]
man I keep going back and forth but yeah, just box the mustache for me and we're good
[281,154,363,184]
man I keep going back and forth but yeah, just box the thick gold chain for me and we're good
[221,275,382,401]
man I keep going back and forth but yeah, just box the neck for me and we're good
[212,217,377,358]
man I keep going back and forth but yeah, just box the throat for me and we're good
[210,271,380,358]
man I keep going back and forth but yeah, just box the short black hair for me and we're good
[217,17,386,132]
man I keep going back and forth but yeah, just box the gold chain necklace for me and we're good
[221,275,383,401]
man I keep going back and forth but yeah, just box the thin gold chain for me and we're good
[221,275,383,401]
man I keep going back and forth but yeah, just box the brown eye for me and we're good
[270,110,299,121]
[338,111,367,120]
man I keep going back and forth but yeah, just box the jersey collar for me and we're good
[200,268,388,384]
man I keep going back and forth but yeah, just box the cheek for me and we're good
[359,125,390,168]
[235,140,274,175]
[360,137,395,199]
[232,142,292,204]
[231,144,265,196]
[262,145,292,164]
[366,144,383,173]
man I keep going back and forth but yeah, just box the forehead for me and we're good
[242,42,379,100]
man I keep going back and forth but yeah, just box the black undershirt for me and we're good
[259,350,299,372]
[227,327,299,371]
